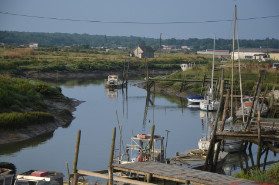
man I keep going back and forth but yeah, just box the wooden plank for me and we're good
[215,132,279,142]
[77,169,157,185]
[114,162,254,185]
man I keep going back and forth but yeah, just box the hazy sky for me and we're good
[0,0,278,40]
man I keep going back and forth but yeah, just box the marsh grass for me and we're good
[234,163,279,184]
[0,112,54,129]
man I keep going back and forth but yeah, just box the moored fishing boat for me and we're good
[105,75,126,89]
[187,94,204,105]
[14,170,64,185]
[117,134,165,164]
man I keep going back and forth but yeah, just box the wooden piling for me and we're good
[256,111,262,169]
[72,130,81,185]
[201,74,206,96]
[148,124,155,161]
[108,127,116,185]
[213,89,230,168]
[245,77,261,130]
[263,148,269,171]
[252,82,263,118]
[204,80,224,171]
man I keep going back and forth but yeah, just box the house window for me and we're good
[245,56,253,59]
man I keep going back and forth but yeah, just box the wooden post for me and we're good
[245,77,261,130]
[148,124,155,161]
[252,82,262,118]
[204,80,224,171]
[263,148,269,171]
[66,162,70,185]
[108,127,116,185]
[248,142,255,167]
[256,111,262,169]
[72,130,81,185]
[146,173,152,183]
[213,89,230,168]
[201,74,206,96]
[259,85,268,113]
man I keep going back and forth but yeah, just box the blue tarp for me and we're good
[187,94,204,100]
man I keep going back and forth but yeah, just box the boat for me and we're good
[180,63,193,71]
[235,96,269,118]
[187,94,204,105]
[118,134,165,164]
[200,99,220,111]
[0,162,16,185]
[200,37,220,111]
[14,170,64,185]
[105,75,126,89]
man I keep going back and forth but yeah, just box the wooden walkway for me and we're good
[114,162,256,185]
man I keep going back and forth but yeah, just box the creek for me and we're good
[0,78,277,179]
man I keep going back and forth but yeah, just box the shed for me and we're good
[133,46,154,58]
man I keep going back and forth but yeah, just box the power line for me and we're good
[0,11,278,25]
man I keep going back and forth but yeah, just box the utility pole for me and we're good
[159,33,162,57]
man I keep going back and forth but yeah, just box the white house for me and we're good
[29,43,38,48]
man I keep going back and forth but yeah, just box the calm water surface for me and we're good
[0,78,277,177]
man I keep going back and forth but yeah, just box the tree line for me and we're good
[0,31,278,51]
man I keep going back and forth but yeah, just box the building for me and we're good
[181,46,192,50]
[269,53,279,61]
[197,49,230,56]
[29,43,38,48]
[231,48,279,61]
[133,46,154,58]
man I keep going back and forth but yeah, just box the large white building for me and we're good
[197,49,230,56]
[231,48,279,61]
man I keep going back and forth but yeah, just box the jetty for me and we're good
[113,162,255,185]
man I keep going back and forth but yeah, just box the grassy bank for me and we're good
[0,74,62,129]
[0,48,212,74]
[0,112,54,129]
[154,61,279,95]
[234,163,279,184]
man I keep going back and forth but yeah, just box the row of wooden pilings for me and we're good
[70,125,156,185]
[203,75,278,172]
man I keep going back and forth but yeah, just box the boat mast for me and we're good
[211,36,216,99]
[231,5,237,123]
[236,15,245,123]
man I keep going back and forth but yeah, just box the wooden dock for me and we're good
[114,162,256,185]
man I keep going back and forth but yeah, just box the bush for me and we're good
[0,112,54,129]
[266,163,279,182]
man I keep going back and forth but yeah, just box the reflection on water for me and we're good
[0,132,54,156]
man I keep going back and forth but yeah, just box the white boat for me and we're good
[14,170,64,185]
[200,37,219,111]
[235,96,268,117]
[187,94,204,105]
[105,75,125,88]
[180,63,193,71]
[118,134,165,164]
[200,98,220,111]
[0,162,16,185]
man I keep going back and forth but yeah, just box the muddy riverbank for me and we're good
[0,94,83,145]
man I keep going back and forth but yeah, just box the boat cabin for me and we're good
[0,168,14,185]
[119,134,164,164]
[107,75,119,86]
[14,170,64,185]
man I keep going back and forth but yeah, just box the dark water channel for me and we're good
[0,78,278,179]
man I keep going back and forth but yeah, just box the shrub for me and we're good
[0,112,54,129]
[266,163,279,182]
